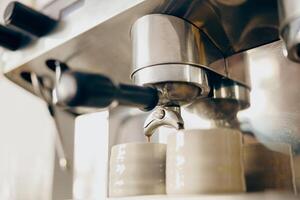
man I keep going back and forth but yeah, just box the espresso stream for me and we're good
[146,136,151,142]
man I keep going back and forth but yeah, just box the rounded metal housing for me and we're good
[131,14,223,71]
[213,81,250,110]
[130,14,225,102]
[131,14,251,108]
[132,64,210,98]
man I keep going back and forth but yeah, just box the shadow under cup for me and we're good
[167,128,246,194]
[109,143,166,197]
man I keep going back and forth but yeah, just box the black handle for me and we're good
[0,25,30,50]
[4,1,58,37]
[56,71,159,111]
[46,59,70,72]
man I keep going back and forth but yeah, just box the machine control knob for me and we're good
[0,25,30,50]
[4,1,58,37]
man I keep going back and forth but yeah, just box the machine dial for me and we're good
[0,25,30,50]
[4,1,58,37]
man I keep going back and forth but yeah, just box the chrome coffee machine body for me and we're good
[131,14,251,135]
[54,13,251,137]
[1,0,300,199]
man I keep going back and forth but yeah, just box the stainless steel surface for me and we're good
[131,14,250,89]
[223,52,251,88]
[51,107,75,200]
[181,41,300,153]
[278,0,300,29]
[144,106,183,138]
[130,13,251,116]
[52,60,68,105]
[30,71,69,170]
[132,64,210,98]
[3,0,279,93]
[238,41,300,153]
[278,0,300,62]
[131,14,215,105]
[131,14,224,77]
[183,99,241,129]
[155,82,203,106]
[213,81,250,109]
[2,0,300,199]
[55,71,77,105]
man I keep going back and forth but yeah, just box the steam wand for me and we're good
[30,71,68,170]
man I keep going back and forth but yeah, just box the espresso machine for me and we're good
[1,0,300,199]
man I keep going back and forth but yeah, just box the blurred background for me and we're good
[0,72,54,199]
[0,1,57,199]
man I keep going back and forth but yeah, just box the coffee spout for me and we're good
[144,106,184,138]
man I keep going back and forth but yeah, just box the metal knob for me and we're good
[0,25,30,50]
[4,1,58,37]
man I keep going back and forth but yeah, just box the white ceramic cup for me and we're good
[166,128,246,194]
[109,143,166,197]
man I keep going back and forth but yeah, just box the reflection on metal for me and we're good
[278,0,300,62]
[224,52,251,89]
[0,1,298,151]
[1,0,300,199]
[213,81,250,109]
[131,14,251,92]
[130,13,251,122]
[131,14,224,78]
[144,106,184,138]
[176,40,300,154]
[239,41,300,153]
[183,99,242,129]
[3,0,279,94]
[30,72,69,170]
[131,14,215,106]
[132,64,210,101]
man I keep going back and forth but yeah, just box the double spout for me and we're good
[144,106,184,138]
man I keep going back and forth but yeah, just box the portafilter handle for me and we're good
[54,66,159,111]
